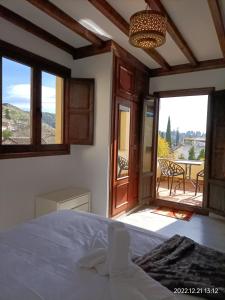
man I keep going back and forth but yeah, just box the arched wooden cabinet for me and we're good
[110,55,149,217]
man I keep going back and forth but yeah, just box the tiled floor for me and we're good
[157,179,203,207]
[117,206,225,252]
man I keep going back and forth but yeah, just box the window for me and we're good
[41,72,64,145]
[2,58,32,145]
[0,42,70,158]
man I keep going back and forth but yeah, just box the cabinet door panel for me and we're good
[116,59,134,99]
[115,182,129,208]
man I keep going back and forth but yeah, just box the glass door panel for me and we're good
[142,101,154,173]
[140,97,157,203]
[117,104,131,179]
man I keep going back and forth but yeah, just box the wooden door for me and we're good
[111,97,139,216]
[207,90,225,216]
[110,55,148,217]
[139,96,158,204]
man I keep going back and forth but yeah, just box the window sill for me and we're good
[0,145,70,159]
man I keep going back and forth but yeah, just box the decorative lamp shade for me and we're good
[129,10,167,49]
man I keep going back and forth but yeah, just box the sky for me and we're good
[158,95,208,133]
[2,57,57,114]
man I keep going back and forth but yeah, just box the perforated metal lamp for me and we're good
[129,9,167,49]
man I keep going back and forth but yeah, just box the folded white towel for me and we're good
[90,230,107,249]
[109,227,131,277]
[77,221,126,275]
[78,221,176,300]
[109,225,176,300]
[97,222,126,275]
[77,248,106,269]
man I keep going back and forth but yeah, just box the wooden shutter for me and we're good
[208,90,225,216]
[68,78,94,145]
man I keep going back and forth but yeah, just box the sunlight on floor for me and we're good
[118,207,177,232]
[117,207,225,252]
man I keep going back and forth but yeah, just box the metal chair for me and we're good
[195,169,204,195]
[157,159,186,196]
[118,155,129,177]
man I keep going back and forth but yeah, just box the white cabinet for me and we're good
[35,187,90,217]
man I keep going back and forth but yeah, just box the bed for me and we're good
[0,210,203,300]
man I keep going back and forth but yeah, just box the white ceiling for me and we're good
[1,0,224,69]
[1,0,91,48]
[161,0,223,61]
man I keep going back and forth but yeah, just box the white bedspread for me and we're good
[0,210,200,300]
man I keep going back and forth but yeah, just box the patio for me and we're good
[157,179,203,207]
[156,159,204,207]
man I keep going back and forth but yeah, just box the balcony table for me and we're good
[174,159,203,182]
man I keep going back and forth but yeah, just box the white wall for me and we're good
[0,155,76,229]
[150,68,225,93]
[0,21,113,229]
[71,53,113,218]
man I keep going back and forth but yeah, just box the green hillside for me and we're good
[2,103,56,144]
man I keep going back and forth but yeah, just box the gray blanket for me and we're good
[133,235,225,299]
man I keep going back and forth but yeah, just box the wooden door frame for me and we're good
[109,54,117,218]
[153,87,215,212]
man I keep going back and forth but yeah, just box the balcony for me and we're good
[156,160,204,207]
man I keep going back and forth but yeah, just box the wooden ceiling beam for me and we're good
[26,0,103,46]
[208,0,225,58]
[88,0,170,70]
[0,5,76,56]
[88,0,129,36]
[145,0,198,66]
[151,58,225,77]
[73,40,112,59]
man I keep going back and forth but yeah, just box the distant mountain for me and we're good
[42,112,55,128]
[2,103,56,144]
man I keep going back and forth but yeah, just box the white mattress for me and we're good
[0,210,201,300]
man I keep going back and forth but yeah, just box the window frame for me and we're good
[0,40,71,159]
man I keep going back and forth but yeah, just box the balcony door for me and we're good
[207,90,225,216]
[139,96,158,204]
[111,98,139,216]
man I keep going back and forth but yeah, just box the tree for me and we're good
[197,148,205,160]
[178,153,185,159]
[166,116,172,148]
[158,135,170,158]
[159,131,164,139]
[175,128,180,146]
[188,146,196,160]
[2,129,12,141]
[5,108,11,120]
